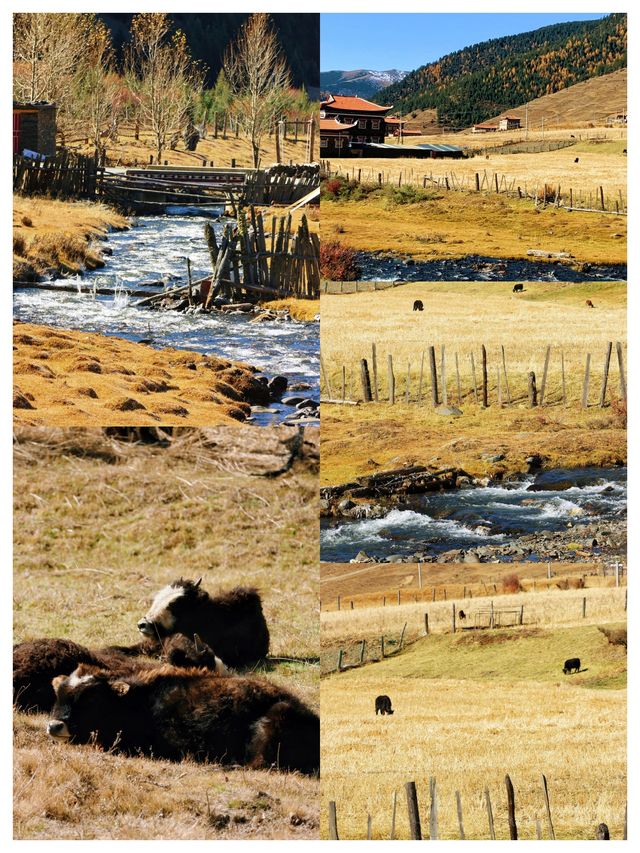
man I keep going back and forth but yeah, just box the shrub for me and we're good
[13,235,26,256]
[21,215,33,227]
[321,176,348,200]
[610,397,627,428]
[320,241,360,281]
[502,573,522,594]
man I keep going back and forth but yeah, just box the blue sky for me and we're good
[320,13,608,72]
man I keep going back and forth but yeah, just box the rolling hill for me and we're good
[376,13,626,128]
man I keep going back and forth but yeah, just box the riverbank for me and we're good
[321,192,626,266]
[13,195,129,282]
[13,321,283,426]
[260,297,320,322]
[320,405,626,487]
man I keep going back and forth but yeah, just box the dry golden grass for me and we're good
[320,192,627,265]
[321,281,626,404]
[70,125,314,169]
[330,138,626,199]
[14,427,319,839]
[320,404,626,487]
[320,668,626,839]
[320,561,620,610]
[13,195,128,281]
[320,586,627,650]
[259,298,320,322]
[13,321,272,426]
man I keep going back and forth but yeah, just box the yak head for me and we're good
[137,577,207,640]
[47,665,132,746]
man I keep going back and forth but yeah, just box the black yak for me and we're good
[47,664,319,774]
[512,284,524,293]
[375,695,394,715]
[136,578,269,669]
[563,657,581,674]
[13,634,224,714]
[413,300,424,312]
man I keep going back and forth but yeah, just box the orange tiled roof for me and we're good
[474,123,498,129]
[321,94,392,113]
[320,118,358,132]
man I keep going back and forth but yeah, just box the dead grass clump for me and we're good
[154,404,190,417]
[71,359,103,374]
[75,387,98,399]
[13,389,35,410]
[110,397,146,412]
[502,573,523,593]
[14,234,27,255]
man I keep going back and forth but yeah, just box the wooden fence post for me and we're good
[539,345,551,405]
[481,345,488,407]
[367,814,372,840]
[470,352,479,403]
[372,343,379,402]
[541,774,555,840]
[505,774,518,839]
[320,355,334,398]
[337,649,344,671]
[451,603,457,633]
[359,640,366,665]
[328,801,339,839]
[501,345,511,404]
[417,351,425,404]
[582,354,591,408]
[405,782,422,840]
[360,358,372,402]
[429,777,439,839]
[616,342,627,401]
[429,346,438,406]
[424,612,429,634]
[418,565,422,588]
[440,346,448,405]
[599,342,613,407]
[455,791,465,839]
[390,790,398,840]
[528,371,538,407]
[399,622,407,649]
[388,354,395,405]
[484,788,496,839]
[582,596,587,618]
[381,636,385,658]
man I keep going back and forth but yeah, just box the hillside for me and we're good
[376,13,626,128]
[320,68,406,100]
[487,68,627,129]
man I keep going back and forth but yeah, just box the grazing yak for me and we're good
[586,299,595,308]
[512,284,524,293]
[563,657,581,675]
[375,695,394,715]
[47,664,319,775]
[136,578,269,669]
[14,634,225,713]
[413,300,424,312]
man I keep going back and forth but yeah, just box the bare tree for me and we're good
[224,14,292,168]
[13,13,91,135]
[72,19,119,156]
[126,13,203,164]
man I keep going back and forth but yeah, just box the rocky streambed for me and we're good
[320,463,626,564]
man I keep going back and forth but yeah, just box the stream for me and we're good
[355,252,627,282]
[320,466,627,563]
[13,210,319,425]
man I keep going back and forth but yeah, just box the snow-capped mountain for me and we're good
[320,69,407,100]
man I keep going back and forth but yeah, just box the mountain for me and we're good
[375,13,626,128]
[100,13,319,95]
[320,69,406,100]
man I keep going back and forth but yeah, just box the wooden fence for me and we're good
[320,341,626,410]
[243,163,319,205]
[327,775,626,840]
[321,280,407,294]
[323,161,627,215]
[13,151,100,199]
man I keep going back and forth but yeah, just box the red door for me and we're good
[13,112,21,154]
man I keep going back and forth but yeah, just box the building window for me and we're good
[358,119,366,129]
[319,111,326,118]
[335,138,343,148]
[320,137,327,148]
[371,120,380,129]
[357,136,366,143]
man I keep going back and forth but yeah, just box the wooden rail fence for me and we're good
[327,775,626,840]
[13,151,100,199]
[321,341,626,410]
[323,161,627,215]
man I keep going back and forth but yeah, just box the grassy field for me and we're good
[328,136,626,199]
[320,615,626,839]
[70,124,314,170]
[320,561,621,609]
[321,190,626,265]
[13,427,319,840]
[13,195,129,282]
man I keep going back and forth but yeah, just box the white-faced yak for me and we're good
[47,664,319,775]
[136,578,270,669]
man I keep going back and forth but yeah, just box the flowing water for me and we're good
[14,211,319,424]
[320,466,626,563]
[356,252,627,282]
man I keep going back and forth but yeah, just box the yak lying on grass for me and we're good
[47,664,319,775]
[137,578,270,669]
[14,634,224,713]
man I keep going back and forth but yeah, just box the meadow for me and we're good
[320,593,627,840]
[13,427,319,840]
